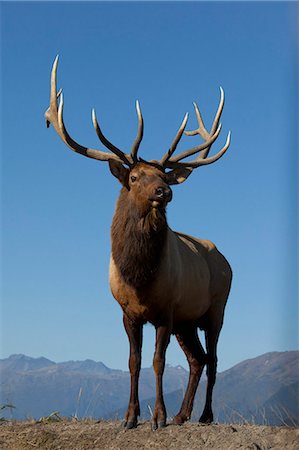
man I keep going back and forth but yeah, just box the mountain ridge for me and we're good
[1,351,298,426]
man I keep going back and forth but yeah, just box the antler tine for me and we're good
[211,86,225,134]
[184,101,209,139]
[169,124,222,163]
[131,100,144,162]
[166,131,231,169]
[199,86,225,160]
[162,87,230,170]
[92,109,133,166]
[162,122,222,167]
[185,87,224,139]
[45,55,132,165]
[57,94,125,162]
[184,87,225,160]
[45,55,59,129]
[159,113,189,166]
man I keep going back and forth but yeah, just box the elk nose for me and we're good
[154,186,172,203]
[155,187,165,198]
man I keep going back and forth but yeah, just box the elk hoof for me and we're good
[152,420,166,430]
[126,420,137,429]
[151,421,158,431]
[199,413,213,424]
[122,419,138,429]
[158,420,166,428]
[172,415,185,425]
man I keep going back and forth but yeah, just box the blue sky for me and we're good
[1,1,298,372]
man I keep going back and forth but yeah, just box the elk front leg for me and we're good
[152,321,172,430]
[123,314,143,429]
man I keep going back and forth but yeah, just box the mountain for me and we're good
[0,354,54,372]
[0,355,188,420]
[0,351,298,426]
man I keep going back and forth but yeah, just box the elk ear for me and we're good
[108,160,129,186]
[165,167,193,185]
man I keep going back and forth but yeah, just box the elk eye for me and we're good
[130,175,137,182]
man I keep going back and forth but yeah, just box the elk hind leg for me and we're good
[199,320,222,424]
[173,324,206,425]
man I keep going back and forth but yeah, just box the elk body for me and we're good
[45,56,232,429]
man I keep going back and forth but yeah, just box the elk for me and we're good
[45,56,232,430]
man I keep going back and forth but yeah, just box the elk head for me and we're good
[45,56,231,212]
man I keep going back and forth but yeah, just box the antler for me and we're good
[45,56,230,172]
[159,87,231,170]
[45,56,143,166]
[131,100,144,163]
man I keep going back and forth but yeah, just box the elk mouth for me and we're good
[151,200,161,209]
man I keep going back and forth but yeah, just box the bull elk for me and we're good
[45,56,232,430]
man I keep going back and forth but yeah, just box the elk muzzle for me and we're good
[150,186,173,208]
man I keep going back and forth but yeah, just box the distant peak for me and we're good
[9,354,31,359]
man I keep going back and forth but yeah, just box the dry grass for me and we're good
[0,420,298,450]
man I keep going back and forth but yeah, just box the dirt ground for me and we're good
[0,420,298,450]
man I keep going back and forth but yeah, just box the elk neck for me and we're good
[111,187,168,289]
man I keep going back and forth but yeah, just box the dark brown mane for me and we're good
[111,187,167,288]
